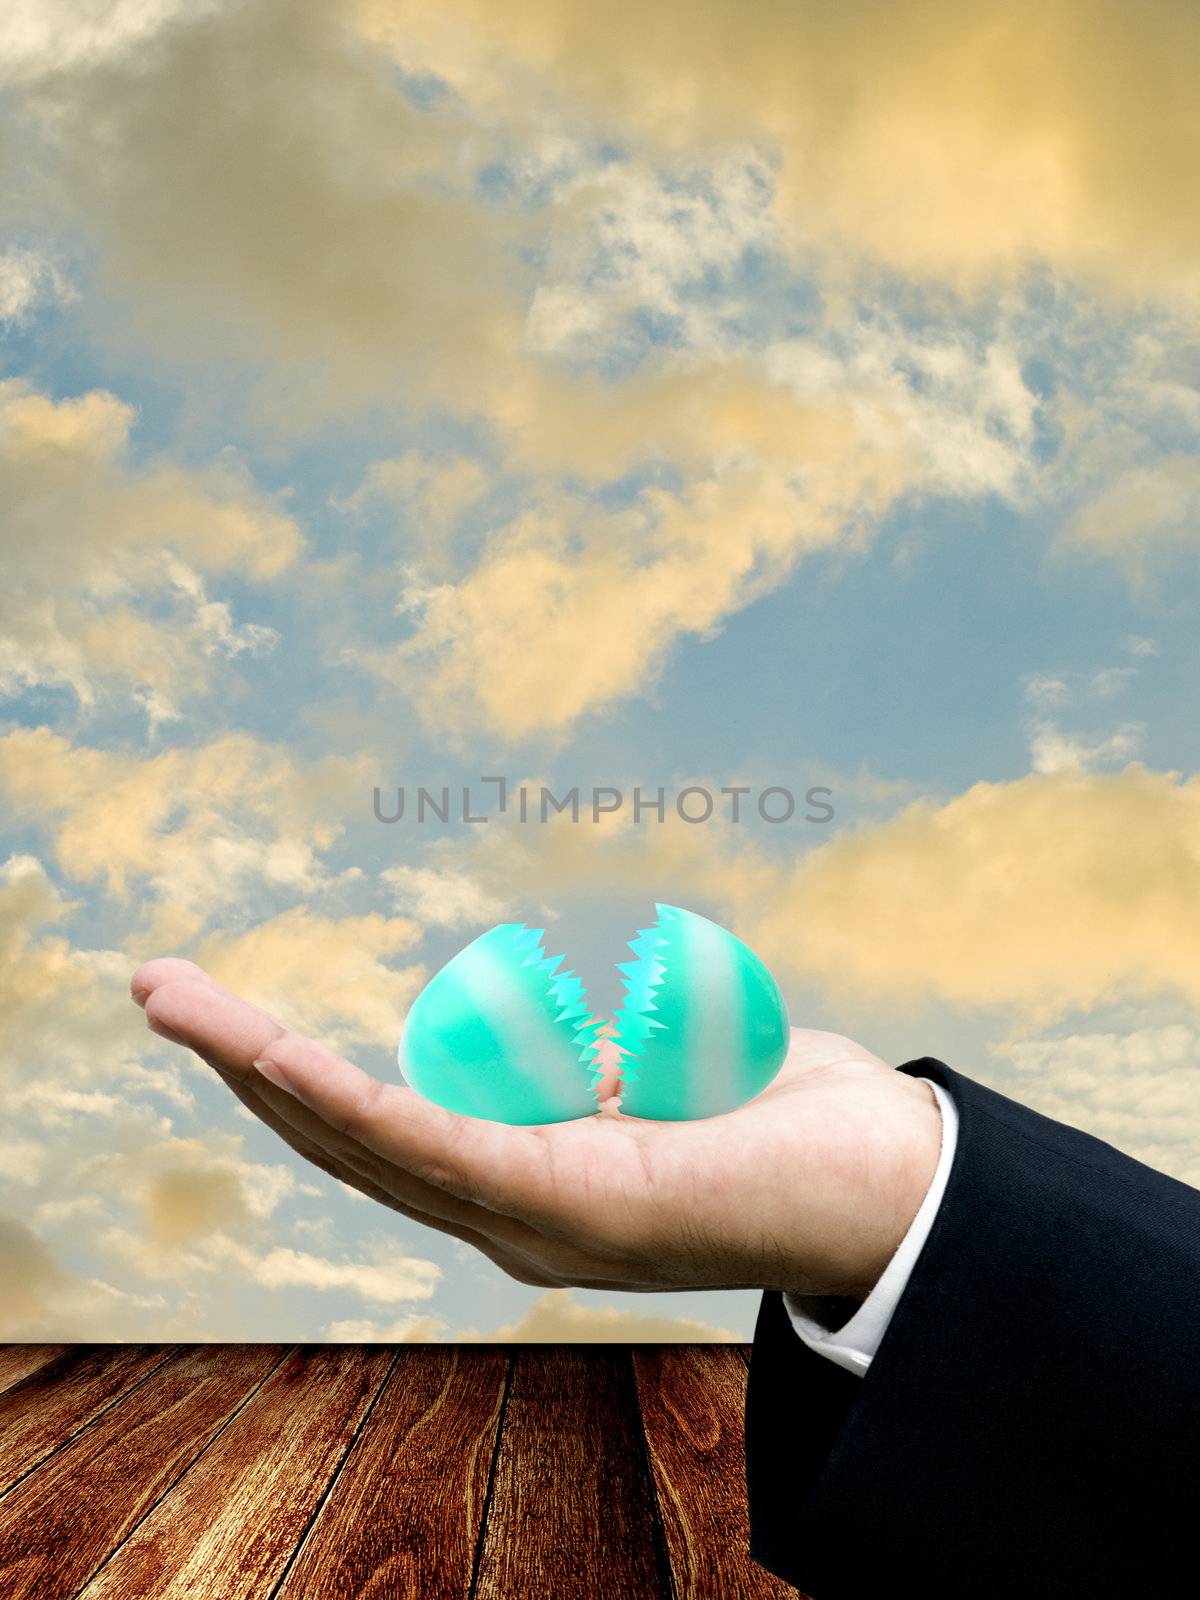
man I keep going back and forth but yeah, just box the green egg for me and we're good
[397,904,789,1124]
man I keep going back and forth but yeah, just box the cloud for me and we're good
[0,853,138,1088]
[460,1288,739,1342]
[0,0,190,80]
[0,247,74,321]
[0,1214,166,1341]
[1024,673,1074,711]
[334,451,491,567]
[142,1150,289,1247]
[0,380,301,713]
[9,1,1073,744]
[146,1168,243,1243]
[746,766,1200,1019]
[410,785,774,935]
[0,790,431,1336]
[994,1021,1200,1188]
[322,1313,445,1340]
[0,727,366,946]
[327,1292,742,1342]
[435,760,1200,1023]
[0,1137,47,1185]
[1066,455,1200,561]
[1026,721,1142,775]
[194,905,424,1050]
[0,846,393,1336]
[356,303,1039,735]
[381,862,507,930]
[374,0,1200,305]
[377,366,921,736]
[247,1243,441,1304]
[1021,661,1145,774]
[7,1,1196,754]
[0,1215,82,1336]
[15,0,522,419]
[79,1128,297,1241]
[164,559,281,661]
[519,147,778,362]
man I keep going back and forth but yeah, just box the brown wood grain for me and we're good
[0,1345,174,1496]
[0,1345,285,1600]
[0,1344,789,1599]
[633,1347,799,1600]
[275,1346,508,1600]
[0,1347,70,1398]
[76,1346,394,1600]
[473,1347,668,1600]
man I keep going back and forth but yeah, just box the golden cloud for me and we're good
[1066,455,1200,562]
[145,1164,261,1249]
[194,905,424,1051]
[439,763,1200,1020]
[0,727,366,946]
[380,359,919,735]
[373,0,1200,305]
[17,2,1106,740]
[322,1313,446,1341]
[0,1216,82,1338]
[460,1288,739,1342]
[0,853,137,1086]
[249,1244,441,1304]
[18,0,522,419]
[0,1214,174,1341]
[334,451,492,571]
[995,1022,1200,1187]
[0,380,300,710]
[748,766,1200,1019]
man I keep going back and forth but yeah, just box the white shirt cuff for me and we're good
[782,1077,958,1377]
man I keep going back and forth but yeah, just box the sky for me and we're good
[2,0,1200,1342]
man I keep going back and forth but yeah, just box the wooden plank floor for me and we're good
[0,1345,803,1599]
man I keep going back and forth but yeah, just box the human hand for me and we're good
[131,958,941,1301]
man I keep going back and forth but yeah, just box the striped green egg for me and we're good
[612,905,789,1120]
[398,905,789,1124]
[397,924,605,1124]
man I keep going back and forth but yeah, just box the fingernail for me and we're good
[253,1056,293,1095]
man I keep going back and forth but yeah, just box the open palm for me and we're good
[132,958,940,1301]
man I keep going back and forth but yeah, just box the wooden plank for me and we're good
[473,1347,668,1600]
[0,1348,70,1398]
[76,1345,394,1600]
[275,1347,508,1600]
[633,1347,798,1599]
[0,1345,285,1600]
[0,1346,174,1495]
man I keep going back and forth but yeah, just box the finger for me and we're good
[146,975,535,1227]
[248,1032,657,1284]
[143,972,288,1076]
[213,1065,398,1203]
[146,974,599,1272]
[132,958,215,1007]
[217,1065,482,1244]
[214,1065,565,1284]
[249,1026,569,1227]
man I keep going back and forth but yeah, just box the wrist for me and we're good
[785,1074,944,1302]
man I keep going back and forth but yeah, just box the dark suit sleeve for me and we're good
[744,1056,1200,1599]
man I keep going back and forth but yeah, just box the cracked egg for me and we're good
[397,904,789,1124]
